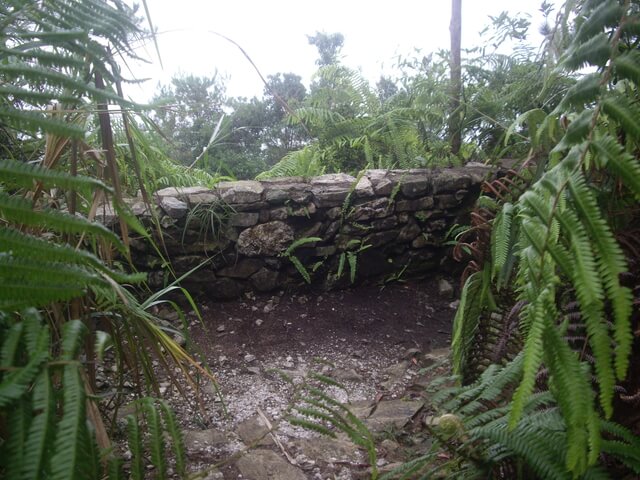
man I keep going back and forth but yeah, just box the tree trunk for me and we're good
[449,0,462,156]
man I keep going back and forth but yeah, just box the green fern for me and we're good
[450,3,640,477]
[127,414,145,480]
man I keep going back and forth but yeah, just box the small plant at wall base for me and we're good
[336,239,372,284]
[281,236,323,283]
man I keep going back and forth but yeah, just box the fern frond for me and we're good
[287,416,336,437]
[0,108,86,138]
[0,323,48,407]
[1,322,24,367]
[591,134,640,200]
[601,94,640,141]
[613,49,640,86]
[289,256,311,284]
[158,400,186,478]
[563,33,611,71]
[557,73,602,110]
[451,270,484,376]
[564,109,593,146]
[575,0,623,43]
[0,228,146,284]
[474,417,571,480]
[0,193,124,250]
[256,146,325,179]
[2,399,30,478]
[143,398,167,479]
[543,323,598,472]
[0,63,137,107]
[347,251,357,283]
[558,207,613,417]
[57,323,85,364]
[126,414,144,480]
[285,236,322,254]
[567,173,633,378]
[0,158,112,194]
[509,291,549,428]
[50,364,89,480]
[491,203,514,282]
[21,369,55,480]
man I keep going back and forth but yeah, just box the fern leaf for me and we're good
[159,400,186,478]
[567,173,633,378]
[491,203,514,281]
[575,1,623,42]
[126,414,144,480]
[601,440,640,473]
[0,322,24,367]
[473,419,571,480]
[0,158,111,194]
[285,236,322,254]
[287,416,336,437]
[0,228,145,284]
[336,252,346,278]
[2,399,30,478]
[591,135,640,200]
[0,255,106,289]
[556,208,614,416]
[21,369,56,480]
[564,109,593,146]
[509,291,549,428]
[542,322,598,474]
[143,399,167,479]
[0,325,49,407]
[613,50,640,86]
[451,271,483,376]
[0,193,125,251]
[0,108,86,138]
[558,73,602,110]
[347,251,357,283]
[50,364,89,480]
[563,33,611,71]
[289,256,311,283]
[0,63,137,108]
[601,94,640,141]
[107,456,124,480]
[60,320,87,361]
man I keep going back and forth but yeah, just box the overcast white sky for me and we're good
[126,0,554,101]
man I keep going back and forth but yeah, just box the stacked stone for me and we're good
[128,166,490,299]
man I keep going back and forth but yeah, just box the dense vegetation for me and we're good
[1,0,639,479]
[148,9,574,180]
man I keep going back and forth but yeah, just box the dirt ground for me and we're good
[192,277,456,367]
[112,276,459,479]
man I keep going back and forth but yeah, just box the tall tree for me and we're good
[152,74,226,165]
[307,31,344,66]
[448,0,462,155]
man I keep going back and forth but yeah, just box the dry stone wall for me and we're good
[130,165,491,299]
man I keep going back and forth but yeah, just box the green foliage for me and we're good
[256,144,326,179]
[380,356,640,479]
[450,1,640,477]
[286,367,379,479]
[0,3,207,479]
[1,313,95,479]
[335,239,371,284]
[281,236,323,284]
